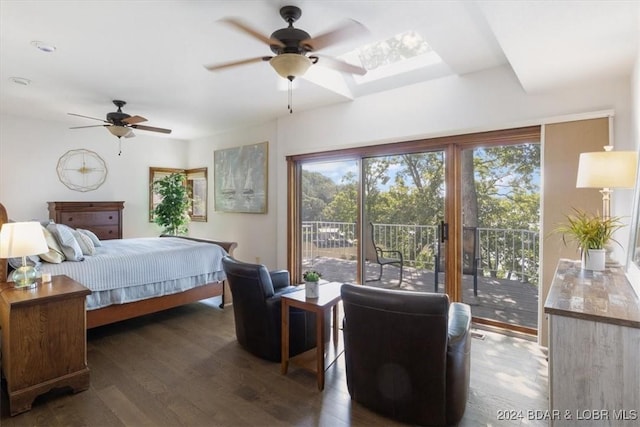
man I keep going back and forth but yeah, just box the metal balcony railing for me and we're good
[302,221,540,284]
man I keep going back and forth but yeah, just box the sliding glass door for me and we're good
[288,126,541,333]
[300,160,359,284]
[459,143,540,332]
[363,151,445,289]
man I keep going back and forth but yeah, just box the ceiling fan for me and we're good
[204,5,368,88]
[68,100,172,139]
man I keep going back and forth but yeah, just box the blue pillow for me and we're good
[8,255,41,270]
[72,229,96,255]
[46,223,84,262]
[76,228,102,247]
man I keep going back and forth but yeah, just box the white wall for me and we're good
[274,65,634,269]
[1,64,635,279]
[187,121,278,266]
[0,114,187,237]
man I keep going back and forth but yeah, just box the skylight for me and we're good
[341,31,444,84]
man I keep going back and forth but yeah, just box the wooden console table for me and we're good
[0,275,91,415]
[544,259,640,426]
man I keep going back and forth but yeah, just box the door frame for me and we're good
[287,126,541,319]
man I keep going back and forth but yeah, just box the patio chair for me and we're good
[365,222,403,285]
[434,226,481,295]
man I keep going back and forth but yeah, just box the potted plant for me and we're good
[152,172,191,235]
[555,208,623,271]
[303,270,322,298]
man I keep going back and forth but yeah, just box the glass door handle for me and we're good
[440,220,448,243]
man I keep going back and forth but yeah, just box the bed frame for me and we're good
[0,202,237,329]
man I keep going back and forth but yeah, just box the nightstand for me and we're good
[0,275,91,416]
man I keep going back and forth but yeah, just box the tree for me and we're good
[302,170,337,221]
[322,172,358,222]
[153,173,190,235]
[300,143,541,280]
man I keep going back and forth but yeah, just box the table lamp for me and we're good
[0,222,49,289]
[576,146,638,220]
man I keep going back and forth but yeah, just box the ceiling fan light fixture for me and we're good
[107,125,132,138]
[269,54,312,80]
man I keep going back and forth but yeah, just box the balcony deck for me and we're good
[304,256,539,330]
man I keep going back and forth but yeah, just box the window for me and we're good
[341,30,445,84]
[149,167,208,222]
[187,168,207,222]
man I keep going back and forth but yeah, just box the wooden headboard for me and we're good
[0,202,7,281]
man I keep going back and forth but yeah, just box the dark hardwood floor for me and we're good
[1,298,548,426]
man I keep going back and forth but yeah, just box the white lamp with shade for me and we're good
[576,146,638,220]
[0,222,49,289]
[575,115,638,268]
[576,115,639,220]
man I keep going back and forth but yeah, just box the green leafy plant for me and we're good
[152,172,191,235]
[303,270,322,282]
[555,208,623,254]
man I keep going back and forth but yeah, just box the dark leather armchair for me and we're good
[341,284,471,426]
[221,256,320,362]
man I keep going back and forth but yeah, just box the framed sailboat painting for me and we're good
[214,141,268,213]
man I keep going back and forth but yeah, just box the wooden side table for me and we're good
[0,275,91,416]
[281,282,343,391]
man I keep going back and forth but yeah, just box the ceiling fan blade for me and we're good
[122,115,147,125]
[301,19,369,52]
[130,124,172,134]
[313,54,367,75]
[204,56,272,72]
[220,17,285,48]
[68,112,109,123]
[69,124,110,129]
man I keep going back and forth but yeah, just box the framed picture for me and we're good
[214,141,268,213]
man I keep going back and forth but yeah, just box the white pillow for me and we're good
[72,229,96,255]
[46,223,84,262]
[39,225,65,264]
[76,228,102,247]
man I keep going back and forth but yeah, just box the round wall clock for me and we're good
[56,149,108,192]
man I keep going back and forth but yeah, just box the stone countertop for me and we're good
[544,259,640,329]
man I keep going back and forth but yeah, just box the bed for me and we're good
[0,202,237,328]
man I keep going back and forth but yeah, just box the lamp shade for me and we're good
[107,125,133,138]
[269,54,312,80]
[0,222,48,258]
[576,151,638,188]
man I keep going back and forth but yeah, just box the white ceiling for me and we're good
[1,0,638,141]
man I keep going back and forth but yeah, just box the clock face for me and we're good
[56,149,108,192]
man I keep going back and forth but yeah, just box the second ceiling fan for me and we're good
[205,5,369,95]
[69,100,172,139]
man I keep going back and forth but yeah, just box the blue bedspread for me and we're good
[36,237,228,309]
